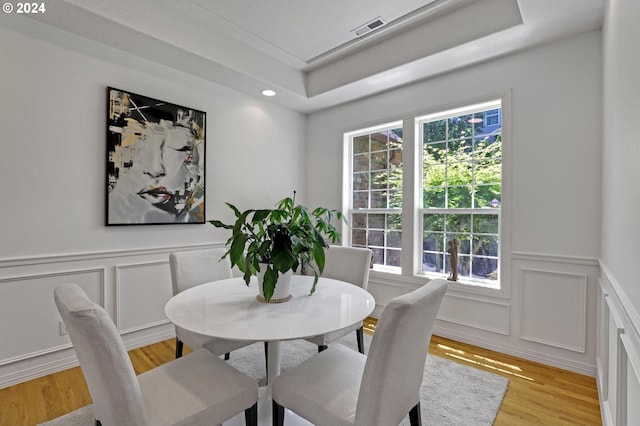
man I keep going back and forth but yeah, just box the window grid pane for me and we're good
[350,126,403,270]
[423,108,502,211]
[351,211,403,269]
[422,211,499,280]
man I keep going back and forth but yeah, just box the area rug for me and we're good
[41,335,508,426]
[227,334,509,426]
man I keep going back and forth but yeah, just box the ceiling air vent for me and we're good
[352,17,387,37]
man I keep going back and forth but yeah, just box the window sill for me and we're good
[368,268,509,299]
[420,272,509,299]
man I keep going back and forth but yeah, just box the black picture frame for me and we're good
[106,87,206,225]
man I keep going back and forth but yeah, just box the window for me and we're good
[345,98,504,290]
[348,123,403,271]
[420,101,502,287]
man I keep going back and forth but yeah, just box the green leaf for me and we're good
[253,209,271,222]
[271,247,298,273]
[227,202,242,218]
[229,233,247,267]
[309,272,320,295]
[262,267,278,302]
[277,197,294,211]
[238,253,253,285]
[208,219,233,230]
[312,244,325,273]
[242,268,252,285]
[233,210,254,234]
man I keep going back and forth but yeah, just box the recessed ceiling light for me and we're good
[261,89,276,97]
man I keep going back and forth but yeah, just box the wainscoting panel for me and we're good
[620,334,639,426]
[625,334,640,426]
[439,293,510,335]
[519,268,587,352]
[596,279,609,400]
[367,274,417,316]
[606,300,624,425]
[0,268,104,364]
[115,260,173,334]
[367,278,406,303]
[368,253,599,376]
[0,248,607,388]
[0,244,217,389]
[598,262,640,426]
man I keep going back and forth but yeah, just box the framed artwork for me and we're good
[106,87,206,225]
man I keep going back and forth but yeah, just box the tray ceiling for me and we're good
[8,0,605,112]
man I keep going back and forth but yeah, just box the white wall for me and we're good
[0,20,306,258]
[306,31,603,375]
[598,0,640,424]
[0,19,305,387]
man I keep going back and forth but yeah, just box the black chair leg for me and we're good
[95,421,102,426]
[356,327,365,354]
[224,352,230,360]
[264,341,269,384]
[273,400,285,426]
[318,345,328,353]
[244,402,258,426]
[175,338,183,359]
[409,402,422,426]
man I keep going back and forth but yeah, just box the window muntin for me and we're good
[349,125,403,271]
[420,101,502,287]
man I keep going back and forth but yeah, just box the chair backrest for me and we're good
[54,283,147,426]
[169,248,232,295]
[355,278,448,426]
[321,245,372,289]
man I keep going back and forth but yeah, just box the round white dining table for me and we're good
[164,275,375,425]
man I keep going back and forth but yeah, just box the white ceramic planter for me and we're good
[257,265,292,303]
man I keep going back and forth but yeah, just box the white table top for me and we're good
[164,275,375,342]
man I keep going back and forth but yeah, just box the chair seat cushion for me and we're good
[272,345,365,426]
[303,322,362,347]
[138,349,258,425]
[176,326,255,356]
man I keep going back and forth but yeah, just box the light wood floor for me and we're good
[0,319,601,425]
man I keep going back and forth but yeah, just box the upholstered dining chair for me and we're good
[272,278,448,426]
[54,283,258,426]
[304,245,372,353]
[169,248,257,359]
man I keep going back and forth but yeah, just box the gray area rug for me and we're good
[228,335,508,426]
[41,334,508,426]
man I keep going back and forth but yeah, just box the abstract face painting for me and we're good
[106,88,206,225]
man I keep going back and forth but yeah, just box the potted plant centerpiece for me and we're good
[209,192,342,303]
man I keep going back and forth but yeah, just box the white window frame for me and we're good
[417,99,502,289]
[343,120,403,273]
[342,92,511,297]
